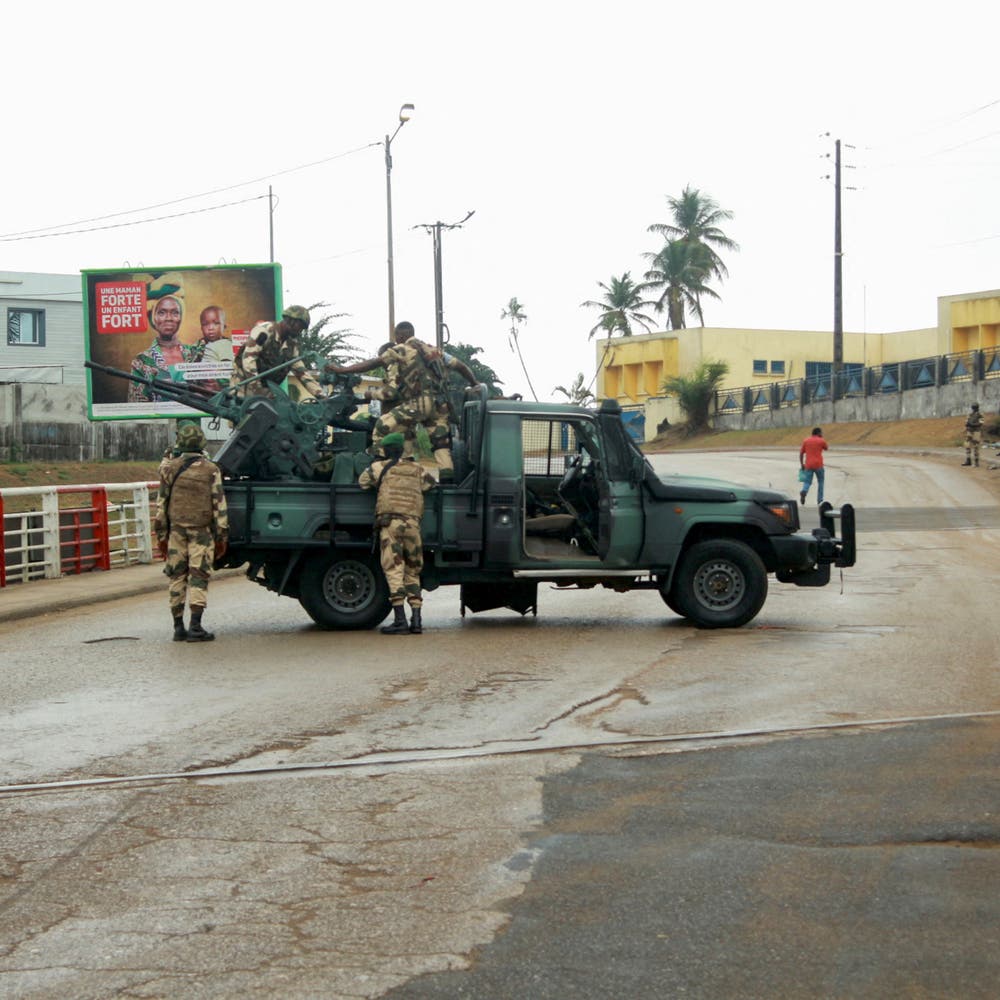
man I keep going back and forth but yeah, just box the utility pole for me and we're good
[833,139,843,381]
[416,211,475,348]
[821,135,855,393]
[268,185,275,263]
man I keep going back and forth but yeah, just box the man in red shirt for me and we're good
[799,427,829,504]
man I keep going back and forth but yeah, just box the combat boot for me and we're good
[962,458,972,466]
[799,492,807,504]
[409,608,423,634]
[186,608,215,642]
[380,605,410,635]
[172,614,187,642]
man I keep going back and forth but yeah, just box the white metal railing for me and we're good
[0,482,159,587]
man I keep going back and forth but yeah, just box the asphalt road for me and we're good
[1,449,998,998]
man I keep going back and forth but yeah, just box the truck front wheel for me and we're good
[299,552,391,630]
[668,539,768,629]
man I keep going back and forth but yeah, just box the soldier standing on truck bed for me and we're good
[233,305,325,401]
[358,432,437,634]
[326,321,478,482]
[154,424,229,642]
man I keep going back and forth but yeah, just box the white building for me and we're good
[0,271,84,385]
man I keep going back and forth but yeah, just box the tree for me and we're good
[446,342,505,397]
[297,302,362,367]
[553,372,595,406]
[661,360,729,433]
[648,185,739,284]
[500,296,538,401]
[642,241,720,330]
[580,272,658,340]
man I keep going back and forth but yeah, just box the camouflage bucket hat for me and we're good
[176,424,206,452]
[282,305,311,329]
[381,433,405,451]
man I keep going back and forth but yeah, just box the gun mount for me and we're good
[85,358,374,481]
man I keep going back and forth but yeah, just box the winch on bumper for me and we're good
[775,501,856,588]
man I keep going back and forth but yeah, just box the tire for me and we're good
[659,586,685,618]
[298,551,391,630]
[669,539,768,629]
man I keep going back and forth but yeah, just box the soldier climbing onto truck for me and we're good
[358,432,437,635]
[233,304,325,401]
[325,320,479,482]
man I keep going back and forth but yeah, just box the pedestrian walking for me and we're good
[358,432,437,635]
[963,403,983,466]
[799,427,829,505]
[154,424,229,642]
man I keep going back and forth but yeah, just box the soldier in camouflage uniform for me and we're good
[358,432,437,634]
[963,403,984,467]
[327,321,478,481]
[232,305,324,401]
[154,424,229,642]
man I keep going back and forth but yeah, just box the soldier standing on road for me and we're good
[358,432,437,635]
[232,305,325,401]
[154,425,229,642]
[963,403,984,467]
[799,426,829,505]
[327,321,478,482]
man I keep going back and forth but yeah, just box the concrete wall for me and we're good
[0,384,169,462]
[711,378,1000,433]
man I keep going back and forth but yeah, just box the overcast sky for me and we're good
[4,1,999,398]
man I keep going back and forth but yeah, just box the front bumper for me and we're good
[775,502,856,587]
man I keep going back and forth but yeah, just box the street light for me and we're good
[385,102,414,335]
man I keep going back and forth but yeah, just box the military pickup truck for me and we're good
[218,388,855,630]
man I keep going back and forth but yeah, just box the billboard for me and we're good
[83,264,281,419]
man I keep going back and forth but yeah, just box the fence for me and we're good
[0,482,159,587]
[716,347,1000,416]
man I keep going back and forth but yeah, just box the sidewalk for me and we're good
[0,563,244,624]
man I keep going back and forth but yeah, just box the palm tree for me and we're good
[648,185,739,284]
[553,372,595,406]
[642,242,720,330]
[661,360,730,433]
[501,296,538,401]
[445,342,504,397]
[297,302,361,367]
[580,272,658,340]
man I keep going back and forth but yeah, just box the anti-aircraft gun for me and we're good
[84,355,375,481]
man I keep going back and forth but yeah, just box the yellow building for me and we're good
[596,288,1000,434]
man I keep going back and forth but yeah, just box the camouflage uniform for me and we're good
[372,339,456,471]
[233,320,323,400]
[358,453,436,609]
[964,405,984,466]
[154,433,228,638]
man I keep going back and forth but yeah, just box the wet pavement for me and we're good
[388,716,1000,999]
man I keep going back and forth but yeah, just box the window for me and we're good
[770,360,785,375]
[7,308,45,347]
[752,359,767,375]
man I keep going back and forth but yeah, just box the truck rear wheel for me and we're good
[299,552,391,630]
[669,539,768,629]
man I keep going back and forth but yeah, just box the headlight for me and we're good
[757,500,799,531]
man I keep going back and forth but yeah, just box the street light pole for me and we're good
[385,103,414,336]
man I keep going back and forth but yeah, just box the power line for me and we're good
[0,195,268,243]
[0,141,380,240]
